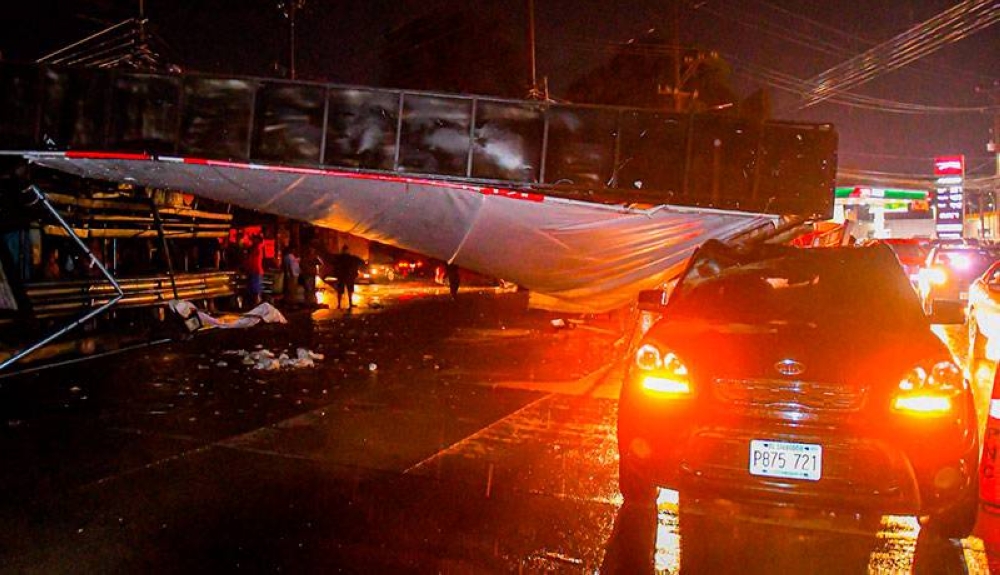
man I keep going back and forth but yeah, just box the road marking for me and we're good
[403,364,615,475]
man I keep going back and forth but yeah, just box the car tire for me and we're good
[923,481,979,540]
[618,454,657,503]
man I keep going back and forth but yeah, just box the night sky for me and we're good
[1,0,997,186]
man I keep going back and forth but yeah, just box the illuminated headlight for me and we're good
[923,267,947,286]
[634,343,691,396]
[892,361,962,417]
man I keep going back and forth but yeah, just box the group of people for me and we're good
[246,240,365,311]
[40,239,110,281]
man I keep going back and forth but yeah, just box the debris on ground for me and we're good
[221,347,324,371]
[168,300,288,331]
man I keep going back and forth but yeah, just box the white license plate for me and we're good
[749,440,822,481]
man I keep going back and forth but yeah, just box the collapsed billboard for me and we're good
[0,62,837,312]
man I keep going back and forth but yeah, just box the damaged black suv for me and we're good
[617,240,979,537]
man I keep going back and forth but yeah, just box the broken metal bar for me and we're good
[0,185,125,372]
[147,191,180,301]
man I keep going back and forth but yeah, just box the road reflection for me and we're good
[601,488,988,574]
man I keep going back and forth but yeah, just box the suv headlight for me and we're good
[924,267,948,286]
[634,343,692,396]
[892,360,963,417]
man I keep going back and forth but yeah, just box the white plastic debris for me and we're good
[223,347,324,371]
[298,348,324,361]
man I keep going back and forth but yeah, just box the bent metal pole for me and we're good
[0,185,125,372]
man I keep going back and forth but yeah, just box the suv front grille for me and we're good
[713,378,866,413]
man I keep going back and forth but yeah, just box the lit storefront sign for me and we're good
[934,155,965,240]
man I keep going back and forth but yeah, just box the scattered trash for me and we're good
[216,361,228,368]
[168,300,287,331]
[538,551,584,566]
[298,348,324,361]
[222,347,324,371]
[550,318,574,329]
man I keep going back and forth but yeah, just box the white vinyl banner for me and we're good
[29,155,772,313]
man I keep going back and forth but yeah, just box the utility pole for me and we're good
[279,0,306,80]
[672,0,681,112]
[656,0,699,112]
[976,80,1000,239]
[526,0,546,100]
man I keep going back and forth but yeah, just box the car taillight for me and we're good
[634,343,692,396]
[892,360,963,417]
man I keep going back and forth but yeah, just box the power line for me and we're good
[799,0,1000,107]
[700,0,999,87]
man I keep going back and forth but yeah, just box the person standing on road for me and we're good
[244,235,265,308]
[331,245,366,310]
[282,244,301,307]
[446,263,461,300]
[300,245,322,307]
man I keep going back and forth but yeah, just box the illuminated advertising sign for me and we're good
[934,155,965,240]
[934,155,965,176]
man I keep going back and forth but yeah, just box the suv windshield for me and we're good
[670,241,925,327]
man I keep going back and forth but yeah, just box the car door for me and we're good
[972,262,1000,342]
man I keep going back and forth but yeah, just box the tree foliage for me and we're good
[565,33,742,114]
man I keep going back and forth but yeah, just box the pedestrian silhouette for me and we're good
[331,245,366,309]
[300,245,322,307]
[446,263,460,300]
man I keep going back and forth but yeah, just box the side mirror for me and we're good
[638,289,670,311]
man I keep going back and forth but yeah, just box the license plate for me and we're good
[749,440,822,481]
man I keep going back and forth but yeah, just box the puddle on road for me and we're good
[645,488,989,574]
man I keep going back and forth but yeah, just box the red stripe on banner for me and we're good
[66,150,152,161]
[63,152,548,204]
[174,157,547,203]
[480,188,545,202]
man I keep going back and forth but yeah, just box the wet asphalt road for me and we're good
[0,283,997,574]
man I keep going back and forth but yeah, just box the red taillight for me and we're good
[892,360,962,417]
[634,343,692,397]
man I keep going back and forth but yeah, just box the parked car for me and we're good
[358,261,398,284]
[967,260,1000,369]
[916,244,995,321]
[618,239,978,538]
[872,238,929,285]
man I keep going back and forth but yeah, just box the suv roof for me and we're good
[668,240,924,326]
